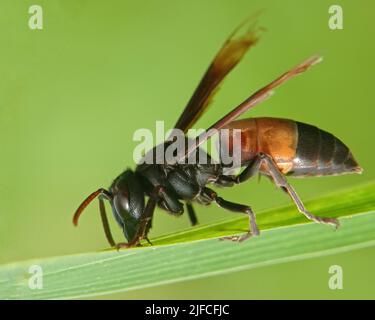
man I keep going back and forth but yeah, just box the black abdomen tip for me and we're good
[291,122,362,177]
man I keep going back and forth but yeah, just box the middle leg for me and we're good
[186,202,199,226]
[202,187,259,242]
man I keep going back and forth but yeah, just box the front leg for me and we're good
[116,186,164,249]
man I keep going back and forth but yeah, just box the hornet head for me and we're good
[73,169,145,246]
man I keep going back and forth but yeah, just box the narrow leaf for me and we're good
[0,182,374,299]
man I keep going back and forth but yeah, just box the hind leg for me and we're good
[262,156,339,228]
[237,153,339,228]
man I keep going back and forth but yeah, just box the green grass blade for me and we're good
[0,182,374,299]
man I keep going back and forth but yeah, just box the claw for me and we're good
[220,232,253,243]
[219,235,240,242]
[114,241,141,250]
[114,242,130,251]
[145,237,153,246]
[323,217,340,230]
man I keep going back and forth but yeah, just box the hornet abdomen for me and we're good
[221,117,362,177]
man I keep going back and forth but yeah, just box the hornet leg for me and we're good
[202,188,259,242]
[186,202,199,226]
[215,156,261,187]
[116,186,164,249]
[239,153,339,228]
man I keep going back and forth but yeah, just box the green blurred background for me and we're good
[0,0,374,299]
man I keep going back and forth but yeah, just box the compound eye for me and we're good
[112,189,140,243]
[113,189,130,220]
